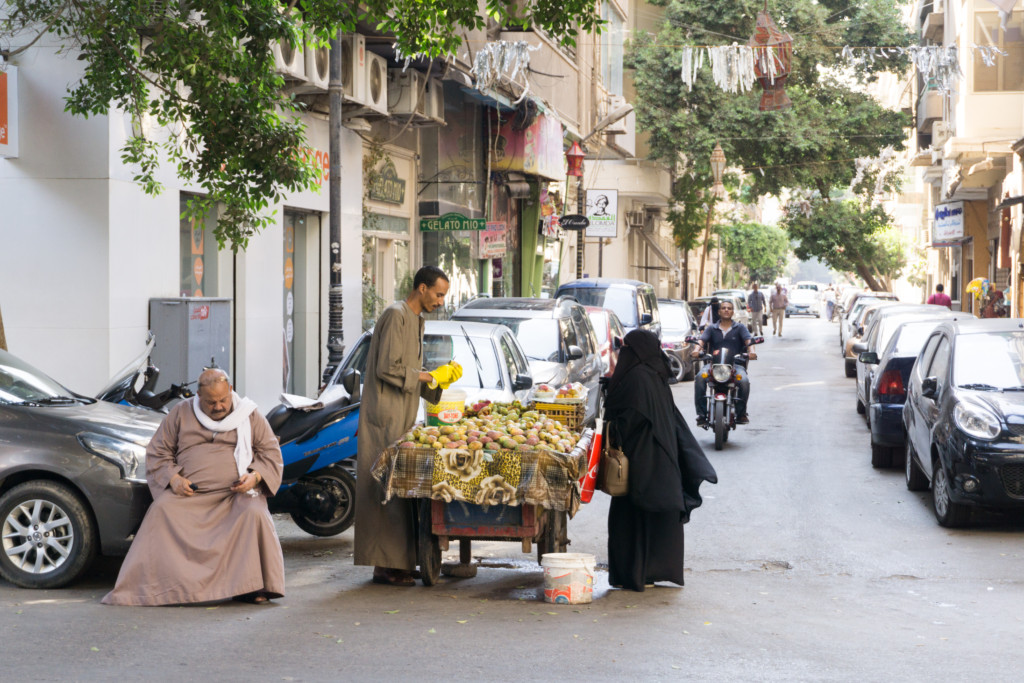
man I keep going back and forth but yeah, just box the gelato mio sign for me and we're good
[933,201,964,246]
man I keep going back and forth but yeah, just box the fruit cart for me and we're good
[372,404,593,586]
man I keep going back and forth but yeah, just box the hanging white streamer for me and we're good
[708,44,756,94]
[841,45,1006,94]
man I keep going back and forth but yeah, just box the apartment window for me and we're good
[974,3,1024,92]
[601,1,625,96]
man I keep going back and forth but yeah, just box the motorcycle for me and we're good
[264,369,360,537]
[687,336,764,450]
[99,336,361,537]
[95,333,194,412]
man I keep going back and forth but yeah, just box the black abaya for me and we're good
[604,330,717,592]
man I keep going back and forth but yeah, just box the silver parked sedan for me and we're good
[0,349,162,588]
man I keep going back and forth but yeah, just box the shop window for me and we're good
[601,1,625,96]
[974,5,1024,92]
[179,194,218,296]
[283,211,316,394]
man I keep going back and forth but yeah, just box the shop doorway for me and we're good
[283,210,321,395]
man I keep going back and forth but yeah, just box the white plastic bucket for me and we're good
[425,388,467,426]
[541,552,595,604]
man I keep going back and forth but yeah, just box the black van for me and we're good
[555,278,661,339]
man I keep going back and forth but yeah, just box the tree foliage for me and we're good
[628,0,913,287]
[720,221,790,285]
[0,0,602,249]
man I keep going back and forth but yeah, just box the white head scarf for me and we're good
[192,391,260,496]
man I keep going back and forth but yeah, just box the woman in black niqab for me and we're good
[603,329,717,591]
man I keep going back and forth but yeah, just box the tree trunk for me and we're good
[0,303,6,351]
[854,262,885,292]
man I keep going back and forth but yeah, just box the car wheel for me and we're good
[666,354,684,382]
[844,359,857,378]
[932,463,971,528]
[856,398,866,415]
[870,443,893,469]
[905,442,928,491]
[0,481,98,589]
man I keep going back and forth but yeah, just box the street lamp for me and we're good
[563,102,634,280]
[698,142,726,296]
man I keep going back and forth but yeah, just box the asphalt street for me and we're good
[4,316,1024,681]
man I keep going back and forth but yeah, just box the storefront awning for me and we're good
[632,227,681,281]
[993,195,1024,212]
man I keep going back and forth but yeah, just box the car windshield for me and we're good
[340,333,502,389]
[659,303,691,331]
[954,332,1024,390]
[460,317,560,362]
[560,288,636,326]
[890,322,943,356]
[0,350,75,404]
[423,334,502,389]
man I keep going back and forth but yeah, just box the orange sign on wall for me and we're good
[0,66,18,158]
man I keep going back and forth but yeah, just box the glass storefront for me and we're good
[179,194,218,296]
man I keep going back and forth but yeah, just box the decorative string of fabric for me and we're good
[849,145,898,204]
[471,40,541,103]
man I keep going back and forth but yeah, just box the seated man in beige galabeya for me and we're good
[103,369,285,606]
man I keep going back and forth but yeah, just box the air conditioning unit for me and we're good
[932,121,952,146]
[272,39,306,81]
[340,33,366,104]
[388,68,428,117]
[424,78,445,123]
[299,39,330,92]
[626,210,645,228]
[603,94,628,135]
[363,51,389,115]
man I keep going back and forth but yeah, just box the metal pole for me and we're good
[575,176,584,279]
[324,30,345,383]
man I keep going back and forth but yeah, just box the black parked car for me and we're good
[904,319,1024,527]
[0,349,162,588]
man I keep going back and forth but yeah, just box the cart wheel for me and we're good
[417,499,441,586]
[536,509,568,564]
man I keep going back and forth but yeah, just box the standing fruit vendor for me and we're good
[354,265,462,587]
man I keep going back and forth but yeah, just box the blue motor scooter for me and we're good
[264,369,360,536]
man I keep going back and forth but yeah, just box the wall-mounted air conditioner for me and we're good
[300,40,329,92]
[272,39,306,81]
[626,210,645,228]
[340,33,366,105]
[388,68,428,117]
[363,51,389,115]
[424,78,445,123]
[932,121,952,146]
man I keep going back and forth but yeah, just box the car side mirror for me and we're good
[342,368,361,403]
[856,325,865,336]
[612,335,624,351]
[639,313,654,325]
[513,374,533,391]
[684,335,699,344]
[921,376,938,399]
[852,342,867,354]
[567,345,585,361]
[858,351,879,365]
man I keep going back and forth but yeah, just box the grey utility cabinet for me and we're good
[149,297,232,391]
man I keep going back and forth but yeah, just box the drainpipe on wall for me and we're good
[324,31,345,384]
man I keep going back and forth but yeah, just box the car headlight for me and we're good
[953,402,1001,441]
[711,364,733,383]
[78,432,148,483]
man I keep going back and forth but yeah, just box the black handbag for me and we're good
[597,420,628,497]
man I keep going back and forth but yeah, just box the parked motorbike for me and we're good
[687,336,764,450]
[95,334,194,412]
[264,369,360,536]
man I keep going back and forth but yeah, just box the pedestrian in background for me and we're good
[603,329,717,592]
[699,296,720,329]
[927,283,952,309]
[823,285,836,321]
[769,283,788,336]
[746,283,767,336]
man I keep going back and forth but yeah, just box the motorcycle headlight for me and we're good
[711,364,733,383]
[953,402,1001,441]
[78,432,148,483]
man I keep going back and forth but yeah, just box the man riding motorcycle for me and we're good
[690,300,757,426]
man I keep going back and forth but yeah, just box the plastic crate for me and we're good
[531,401,587,432]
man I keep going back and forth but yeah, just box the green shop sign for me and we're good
[369,159,406,205]
[419,212,486,232]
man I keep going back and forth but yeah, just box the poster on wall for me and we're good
[479,222,507,259]
[585,189,618,238]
